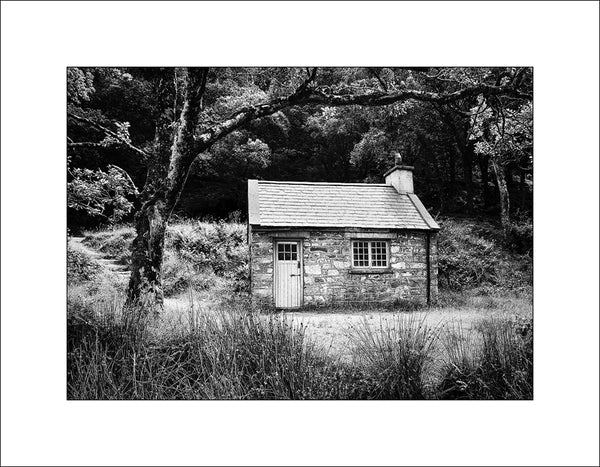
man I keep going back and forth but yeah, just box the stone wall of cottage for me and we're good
[249,229,438,307]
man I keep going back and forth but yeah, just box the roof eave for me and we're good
[407,193,440,230]
[250,223,437,230]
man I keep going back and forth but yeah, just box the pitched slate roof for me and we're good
[248,180,439,230]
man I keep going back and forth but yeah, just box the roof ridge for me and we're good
[256,180,390,187]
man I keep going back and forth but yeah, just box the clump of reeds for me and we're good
[348,314,440,399]
[437,316,533,400]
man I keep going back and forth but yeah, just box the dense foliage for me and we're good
[437,217,532,294]
[67,67,533,232]
[67,246,101,283]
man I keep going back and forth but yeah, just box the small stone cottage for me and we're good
[247,154,440,308]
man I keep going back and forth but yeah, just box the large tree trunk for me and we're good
[490,156,510,234]
[126,99,173,308]
[127,68,208,310]
[128,200,168,309]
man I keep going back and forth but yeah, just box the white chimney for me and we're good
[384,151,414,193]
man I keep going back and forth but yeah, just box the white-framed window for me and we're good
[277,242,298,261]
[351,240,389,268]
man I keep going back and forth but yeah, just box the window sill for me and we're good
[349,268,393,275]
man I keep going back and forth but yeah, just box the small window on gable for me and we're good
[352,240,389,268]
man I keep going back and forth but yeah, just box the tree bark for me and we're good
[127,68,208,309]
[128,201,169,310]
[490,156,510,234]
[127,72,176,308]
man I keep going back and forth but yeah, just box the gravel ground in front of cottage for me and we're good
[283,296,531,362]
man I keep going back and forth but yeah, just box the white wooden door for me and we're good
[274,241,303,308]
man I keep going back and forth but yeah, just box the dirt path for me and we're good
[69,236,130,279]
[68,236,218,324]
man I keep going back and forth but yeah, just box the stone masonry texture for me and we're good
[250,228,438,307]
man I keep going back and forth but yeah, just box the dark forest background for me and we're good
[67,67,532,233]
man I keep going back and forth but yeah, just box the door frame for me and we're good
[273,238,304,308]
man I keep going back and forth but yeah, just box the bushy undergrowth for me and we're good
[437,217,532,294]
[168,221,248,292]
[438,315,533,400]
[82,220,248,297]
[81,217,532,297]
[67,246,101,282]
[504,218,533,256]
[82,226,135,265]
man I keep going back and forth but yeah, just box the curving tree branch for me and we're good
[194,81,532,155]
[67,112,150,159]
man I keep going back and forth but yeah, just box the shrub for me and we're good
[67,246,101,282]
[161,250,217,296]
[505,219,533,256]
[82,228,134,265]
[167,221,248,293]
[437,316,533,400]
[438,221,501,290]
[437,218,532,294]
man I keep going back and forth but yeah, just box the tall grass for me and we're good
[437,316,533,400]
[68,299,533,399]
[348,314,440,399]
[68,301,341,399]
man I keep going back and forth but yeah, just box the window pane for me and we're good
[370,241,388,267]
[353,241,369,267]
[278,252,284,260]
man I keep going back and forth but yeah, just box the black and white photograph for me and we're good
[66,66,534,401]
[2,1,598,466]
